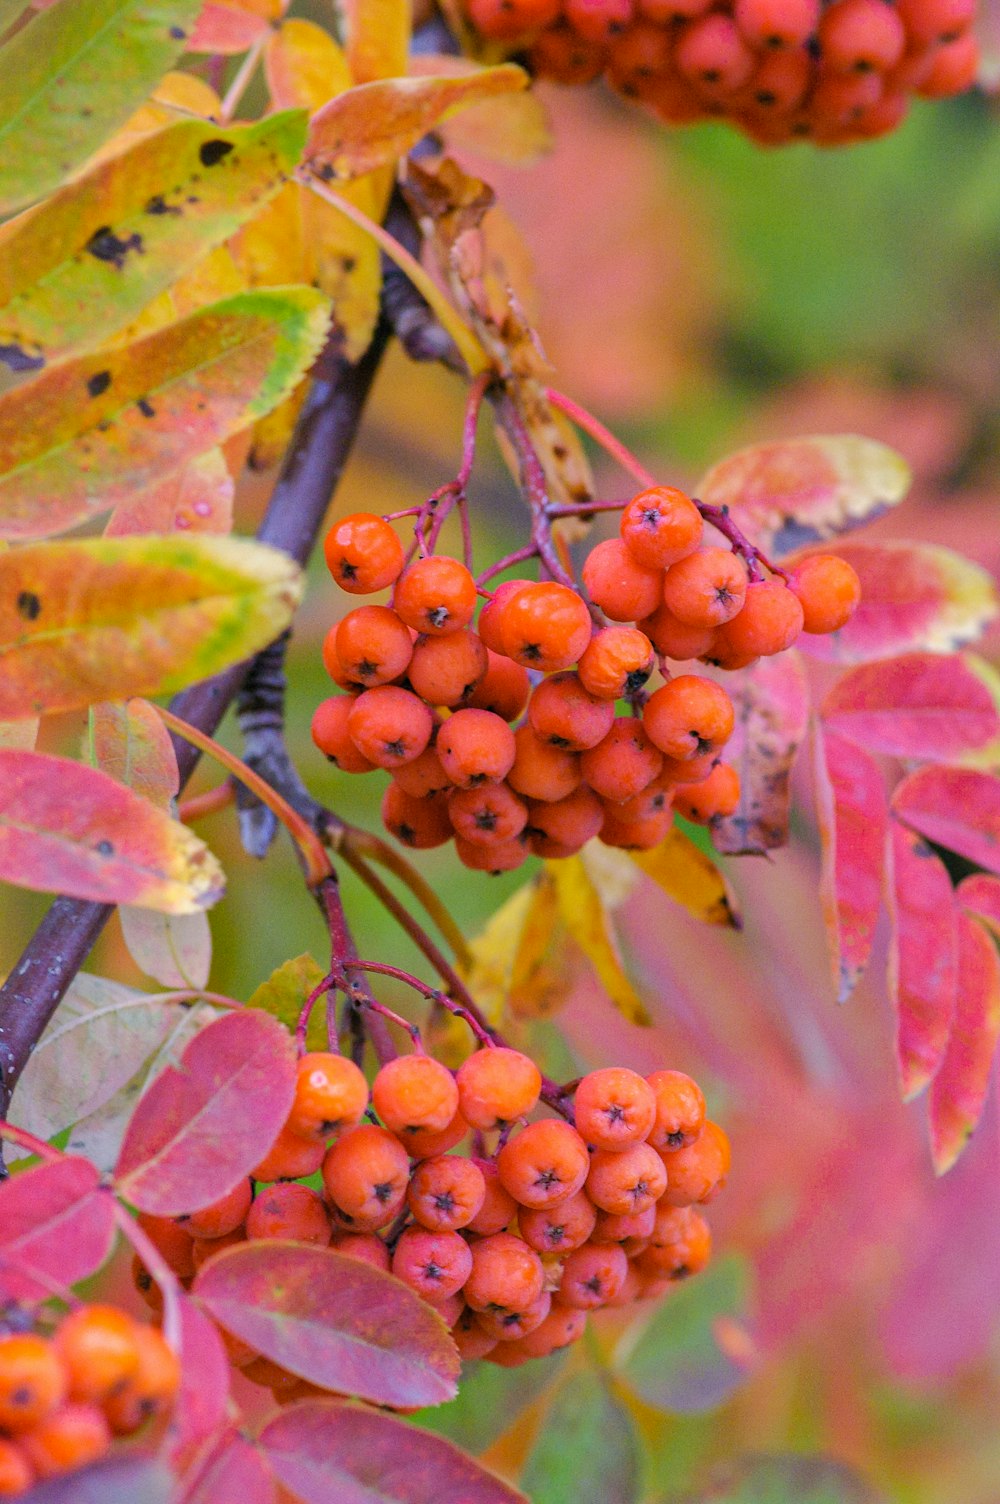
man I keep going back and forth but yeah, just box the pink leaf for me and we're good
[194,1242,460,1409]
[959,873,1000,934]
[892,766,1000,876]
[822,653,1000,761]
[259,1399,527,1504]
[88,699,179,813]
[27,1456,172,1504]
[712,650,810,855]
[0,1157,115,1303]
[929,906,1000,1173]
[105,451,235,538]
[114,1010,295,1216]
[794,541,998,666]
[190,1,281,53]
[886,821,958,1101]
[169,1294,230,1468]
[812,725,888,1002]
[180,1430,275,1504]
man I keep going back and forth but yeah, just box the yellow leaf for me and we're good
[301,177,382,363]
[91,71,222,164]
[630,827,742,929]
[460,881,537,1028]
[248,381,308,472]
[548,856,649,1026]
[231,182,308,288]
[509,870,567,1019]
[265,18,352,111]
[343,0,409,83]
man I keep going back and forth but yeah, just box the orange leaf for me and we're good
[189,0,283,53]
[342,0,409,83]
[929,905,1000,1173]
[265,17,351,111]
[0,749,223,913]
[87,699,179,813]
[105,449,235,537]
[306,67,529,182]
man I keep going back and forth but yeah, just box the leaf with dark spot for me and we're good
[200,138,235,166]
[87,371,112,398]
[85,226,144,269]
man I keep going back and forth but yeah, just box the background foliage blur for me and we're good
[4,60,1000,1504]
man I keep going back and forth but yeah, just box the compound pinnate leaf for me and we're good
[106,449,235,537]
[0,1157,116,1303]
[617,1255,754,1414]
[794,541,999,666]
[673,1454,886,1503]
[0,749,223,912]
[959,872,1000,935]
[182,1431,275,1504]
[26,1456,174,1504]
[695,435,910,558]
[259,1399,525,1503]
[0,114,307,372]
[928,906,1000,1173]
[712,650,810,856]
[115,1008,296,1213]
[265,18,352,110]
[548,855,649,1026]
[821,653,1000,761]
[522,1368,642,1504]
[189,0,282,52]
[307,67,529,182]
[892,765,1000,876]
[0,534,303,717]
[812,726,888,1002]
[170,1293,230,1467]
[886,822,958,1102]
[88,698,178,811]
[630,827,741,928]
[0,0,200,216]
[196,1244,460,1408]
[0,288,329,539]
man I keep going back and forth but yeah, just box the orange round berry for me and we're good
[477,580,532,654]
[0,1438,32,1496]
[573,1067,657,1150]
[643,676,734,761]
[102,1325,180,1435]
[643,1205,713,1278]
[475,1291,552,1342]
[646,1070,707,1151]
[178,1179,252,1240]
[392,744,453,800]
[408,628,488,706]
[591,1204,656,1249]
[381,782,453,849]
[526,786,604,855]
[436,708,516,788]
[394,556,478,636]
[640,602,717,661]
[456,1047,542,1130]
[21,1403,110,1476]
[373,1054,459,1136]
[0,1337,66,1433]
[586,1142,667,1215]
[580,717,663,803]
[713,579,803,659]
[499,582,592,672]
[620,486,703,570]
[330,1233,391,1271]
[466,649,531,721]
[245,1183,332,1245]
[131,1256,163,1314]
[334,605,413,687]
[507,725,581,802]
[662,548,748,628]
[392,1227,473,1302]
[396,1109,469,1160]
[582,537,663,622]
[322,1124,411,1229]
[516,1303,586,1358]
[673,763,740,824]
[287,1051,370,1139]
[497,1119,591,1209]
[527,673,615,752]
[325,513,404,595]
[135,1214,195,1279]
[599,805,672,851]
[55,1306,139,1405]
[191,1226,246,1271]
[455,835,527,873]
[467,1158,519,1236]
[347,686,433,769]
[518,1190,597,1254]
[788,553,862,634]
[555,1243,628,1309]
[661,1120,731,1206]
[407,1155,486,1232]
[578,626,655,701]
[252,1124,326,1182]
[451,1307,498,1362]
[464,1232,545,1313]
[311,696,374,773]
[449,783,528,846]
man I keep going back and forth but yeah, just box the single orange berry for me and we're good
[455,835,527,873]
[392,1227,473,1302]
[662,547,748,628]
[381,782,453,849]
[477,580,532,655]
[640,601,717,661]
[245,1183,332,1246]
[643,676,735,761]
[555,1243,629,1309]
[466,1158,519,1236]
[0,1336,66,1433]
[347,686,434,769]
[499,582,592,672]
[582,537,663,623]
[497,1119,591,1209]
[449,783,528,846]
[646,1070,707,1151]
[573,1067,657,1151]
[394,555,478,636]
[392,744,453,799]
[178,1179,252,1241]
[661,1119,731,1206]
[456,1047,542,1130]
[325,513,404,595]
[620,486,703,570]
[599,805,673,851]
[102,1326,181,1435]
[287,1051,370,1139]
[515,1303,587,1358]
[466,649,531,721]
[673,763,740,824]
[712,579,803,659]
[0,1438,32,1496]
[518,1191,597,1254]
[436,708,516,788]
[333,605,413,688]
[407,1154,486,1232]
[475,1291,552,1342]
[451,1307,498,1362]
[373,1055,459,1136]
[395,1109,469,1161]
[135,1214,195,1279]
[526,786,605,856]
[580,717,663,803]
[311,696,374,773]
[330,1233,391,1272]
[528,673,615,752]
[463,1232,546,1313]
[408,629,488,706]
[252,1124,326,1182]
[788,553,862,634]
[507,725,581,803]
[322,1124,411,1229]
[578,626,655,701]
[21,1403,110,1477]
[586,1142,667,1215]
[55,1306,140,1405]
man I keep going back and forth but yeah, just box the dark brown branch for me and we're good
[0,321,391,1159]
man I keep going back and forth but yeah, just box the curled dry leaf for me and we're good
[195,1243,461,1409]
[695,435,910,558]
[547,855,649,1026]
[0,749,224,912]
[712,649,810,856]
[0,534,303,717]
[115,1008,296,1214]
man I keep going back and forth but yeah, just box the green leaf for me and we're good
[665,1454,886,1503]
[0,112,308,371]
[414,1351,567,1455]
[0,287,329,540]
[617,1255,754,1415]
[522,1367,642,1504]
[246,952,327,1041]
[0,0,201,216]
[0,534,303,717]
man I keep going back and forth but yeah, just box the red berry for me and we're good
[325,513,404,594]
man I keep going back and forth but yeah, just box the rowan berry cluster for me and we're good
[463,0,979,146]
[311,488,860,869]
[135,1044,727,1390]
[0,1304,179,1496]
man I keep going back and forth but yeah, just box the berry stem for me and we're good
[316,876,397,1066]
[218,30,265,122]
[342,828,474,971]
[176,780,236,825]
[546,387,657,490]
[476,543,538,587]
[347,961,496,1048]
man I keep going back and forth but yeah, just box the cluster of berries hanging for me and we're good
[135,1045,727,1387]
[311,485,860,872]
[462,0,980,146]
[0,1305,179,1495]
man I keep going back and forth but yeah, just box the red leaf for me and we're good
[794,541,998,666]
[812,725,888,1002]
[892,766,1000,876]
[886,821,958,1101]
[180,1430,275,1504]
[190,0,281,53]
[114,1010,295,1216]
[822,653,1000,761]
[259,1399,527,1504]
[169,1294,230,1468]
[959,873,1000,933]
[26,1456,172,1504]
[929,907,1000,1173]
[0,1157,115,1303]
[711,650,810,855]
[194,1242,460,1409]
